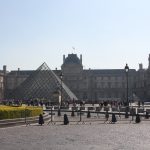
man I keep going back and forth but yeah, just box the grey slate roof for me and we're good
[8,68,137,77]
[8,70,34,76]
[63,54,81,64]
[83,69,136,75]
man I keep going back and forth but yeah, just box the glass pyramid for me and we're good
[9,62,78,102]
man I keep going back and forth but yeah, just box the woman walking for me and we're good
[104,111,109,123]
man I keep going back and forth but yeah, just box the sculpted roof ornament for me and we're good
[63,54,81,65]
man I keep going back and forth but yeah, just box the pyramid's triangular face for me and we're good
[11,62,78,101]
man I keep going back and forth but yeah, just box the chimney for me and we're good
[3,65,6,75]
[63,55,65,64]
[17,68,20,75]
[139,63,143,70]
[148,54,150,69]
[80,54,82,64]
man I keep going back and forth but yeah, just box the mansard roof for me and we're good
[63,54,81,65]
[8,70,34,76]
[84,69,136,75]
[8,68,137,76]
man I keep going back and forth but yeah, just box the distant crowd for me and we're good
[0,99,145,109]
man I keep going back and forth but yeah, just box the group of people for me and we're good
[104,111,117,124]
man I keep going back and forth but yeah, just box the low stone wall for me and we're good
[0,113,50,128]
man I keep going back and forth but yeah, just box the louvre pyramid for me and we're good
[10,62,78,101]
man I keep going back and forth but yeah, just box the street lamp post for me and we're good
[53,90,61,116]
[60,72,63,107]
[124,64,129,107]
[53,90,59,104]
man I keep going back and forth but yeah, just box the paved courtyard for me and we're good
[0,121,150,150]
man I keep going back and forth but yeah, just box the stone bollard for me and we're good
[39,114,44,126]
[135,114,141,123]
[64,114,69,125]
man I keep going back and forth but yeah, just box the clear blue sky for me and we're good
[0,0,150,71]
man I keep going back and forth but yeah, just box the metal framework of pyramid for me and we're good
[9,62,78,102]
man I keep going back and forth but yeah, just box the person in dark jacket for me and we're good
[111,113,117,124]
[64,114,69,125]
[145,111,149,119]
[125,110,129,118]
[87,111,91,118]
[39,114,44,125]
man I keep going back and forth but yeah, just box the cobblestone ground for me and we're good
[1,120,150,150]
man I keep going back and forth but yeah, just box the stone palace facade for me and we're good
[1,53,150,102]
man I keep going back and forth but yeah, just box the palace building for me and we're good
[1,53,150,102]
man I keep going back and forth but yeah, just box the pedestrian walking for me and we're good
[87,110,91,118]
[104,111,109,123]
[58,108,61,116]
[71,109,75,116]
[110,113,117,124]
[125,110,129,118]
[138,101,141,108]
[145,111,149,119]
